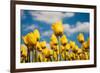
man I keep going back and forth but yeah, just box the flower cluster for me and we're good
[21,21,90,63]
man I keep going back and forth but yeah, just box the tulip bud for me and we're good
[77,33,84,43]
[60,34,68,46]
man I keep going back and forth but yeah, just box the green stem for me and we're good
[58,36,61,61]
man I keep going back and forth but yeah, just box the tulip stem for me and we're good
[58,36,61,61]
[35,49,37,62]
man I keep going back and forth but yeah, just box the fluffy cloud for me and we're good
[64,22,90,35]
[42,30,53,37]
[29,11,75,24]
[23,24,36,31]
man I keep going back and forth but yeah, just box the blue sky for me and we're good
[21,10,90,48]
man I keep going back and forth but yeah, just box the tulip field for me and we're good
[21,20,90,63]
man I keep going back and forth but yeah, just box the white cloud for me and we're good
[23,24,36,31]
[64,22,90,35]
[42,30,53,37]
[29,11,75,24]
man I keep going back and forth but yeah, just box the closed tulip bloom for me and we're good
[77,33,84,43]
[69,41,76,49]
[50,41,58,51]
[50,34,58,44]
[22,35,28,45]
[60,45,65,53]
[42,48,51,58]
[82,41,89,49]
[60,34,68,45]
[40,41,46,49]
[52,21,64,36]
[50,34,58,51]
[65,43,70,51]
[36,42,42,52]
[21,44,27,57]
[27,32,37,46]
[33,29,40,41]
[77,48,82,54]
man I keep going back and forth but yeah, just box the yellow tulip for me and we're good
[36,42,42,52]
[82,41,89,49]
[52,21,64,36]
[33,29,40,41]
[21,44,27,57]
[69,41,76,49]
[27,32,37,45]
[77,48,82,54]
[22,35,28,45]
[50,34,58,51]
[50,41,58,51]
[42,48,51,58]
[40,41,46,49]
[77,33,84,43]
[60,45,65,53]
[60,34,68,45]
[65,43,70,51]
[50,34,58,44]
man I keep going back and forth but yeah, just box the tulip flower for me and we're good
[50,34,58,44]
[36,42,42,52]
[82,41,89,50]
[33,29,40,41]
[40,41,46,49]
[52,21,64,36]
[50,34,58,50]
[60,34,68,46]
[77,33,84,44]
[27,32,37,46]
[69,41,76,49]
[22,35,28,45]
[42,48,52,62]
[65,43,70,51]
[21,44,27,63]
